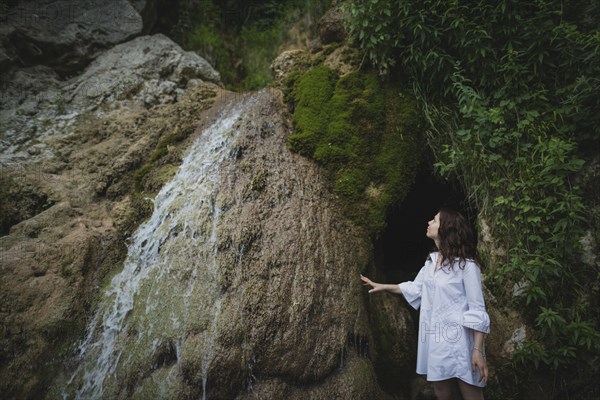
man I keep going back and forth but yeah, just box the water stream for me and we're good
[64,94,255,399]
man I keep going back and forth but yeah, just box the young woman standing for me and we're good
[361,208,489,400]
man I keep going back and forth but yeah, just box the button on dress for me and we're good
[399,252,490,387]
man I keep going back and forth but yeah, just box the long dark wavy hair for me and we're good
[437,207,483,270]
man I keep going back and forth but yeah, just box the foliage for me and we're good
[174,0,331,90]
[346,0,600,383]
[286,65,423,233]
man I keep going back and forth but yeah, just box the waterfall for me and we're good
[64,94,255,399]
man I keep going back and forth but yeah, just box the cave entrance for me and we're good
[375,164,474,283]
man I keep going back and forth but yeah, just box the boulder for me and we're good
[317,4,348,44]
[62,33,222,110]
[48,89,413,400]
[270,49,309,83]
[2,0,143,76]
[1,33,221,166]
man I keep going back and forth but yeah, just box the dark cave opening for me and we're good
[370,161,476,397]
[375,163,475,284]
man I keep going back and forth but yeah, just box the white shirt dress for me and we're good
[399,252,490,387]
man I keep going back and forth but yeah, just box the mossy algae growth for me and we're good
[286,66,424,234]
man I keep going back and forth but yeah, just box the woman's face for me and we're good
[426,212,441,241]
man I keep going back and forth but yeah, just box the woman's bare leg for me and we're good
[432,379,455,400]
[457,380,484,400]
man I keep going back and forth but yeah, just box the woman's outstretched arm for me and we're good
[360,275,402,294]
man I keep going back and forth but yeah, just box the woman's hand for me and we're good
[471,348,488,384]
[360,275,399,294]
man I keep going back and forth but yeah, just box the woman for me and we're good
[361,208,490,400]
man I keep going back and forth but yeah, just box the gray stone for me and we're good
[1,33,221,165]
[140,78,177,106]
[128,0,159,34]
[63,33,222,110]
[501,325,527,357]
[174,49,222,85]
[270,49,309,83]
[2,0,143,76]
[0,46,14,74]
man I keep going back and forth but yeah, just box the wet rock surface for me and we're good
[190,90,401,399]
[0,24,221,397]
[0,3,442,399]
[45,88,415,400]
[0,83,220,397]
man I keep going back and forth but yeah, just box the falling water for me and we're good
[64,94,255,399]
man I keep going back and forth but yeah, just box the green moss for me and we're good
[286,66,424,234]
[128,367,178,400]
[133,164,153,191]
[117,193,154,239]
[134,124,196,193]
[144,165,179,194]
[150,126,193,163]
[334,167,368,201]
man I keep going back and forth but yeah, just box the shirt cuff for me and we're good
[462,310,490,333]
[399,282,421,309]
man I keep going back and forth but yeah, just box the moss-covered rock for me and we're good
[286,65,424,234]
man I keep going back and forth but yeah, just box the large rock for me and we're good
[0,81,221,398]
[46,89,415,400]
[63,33,222,110]
[270,49,309,83]
[1,26,225,400]
[1,0,143,76]
[317,4,348,44]
[0,33,221,165]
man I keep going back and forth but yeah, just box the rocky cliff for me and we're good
[52,87,416,400]
[1,1,419,399]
